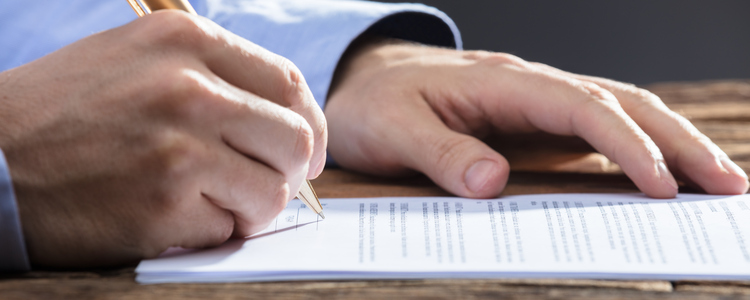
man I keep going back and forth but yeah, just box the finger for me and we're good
[531,63,749,194]
[169,195,236,250]
[203,144,294,237]
[138,142,237,252]
[134,11,327,177]
[195,70,314,185]
[190,14,328,178]
[385,95,510,198]
[462,64,679,198]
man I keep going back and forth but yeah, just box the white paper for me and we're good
[136,193,750,283]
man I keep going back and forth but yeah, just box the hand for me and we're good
[325,39,748,199]
[0,10,326,268]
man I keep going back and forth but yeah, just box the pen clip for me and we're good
[127,0,197,17]
[126,0,150,17]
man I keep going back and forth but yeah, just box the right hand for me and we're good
[0,10,327,268]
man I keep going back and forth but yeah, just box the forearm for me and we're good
[0,0,464,268]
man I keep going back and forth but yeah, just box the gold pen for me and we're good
[126,0,325,219]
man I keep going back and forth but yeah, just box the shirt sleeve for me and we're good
[0,149,30,271]
[199,0,462,109]
[0,0,462,109]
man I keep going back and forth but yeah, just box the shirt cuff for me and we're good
[0,149,30,271]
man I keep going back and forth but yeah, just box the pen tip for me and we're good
[318,212,325,219]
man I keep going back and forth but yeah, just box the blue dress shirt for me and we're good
[0,0,461,271]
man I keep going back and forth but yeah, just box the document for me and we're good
[136,193,750,283]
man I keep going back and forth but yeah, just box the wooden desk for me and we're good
[2,80,750,299]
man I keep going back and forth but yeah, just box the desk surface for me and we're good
[2,80,750,299]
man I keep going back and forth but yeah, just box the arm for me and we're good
[0,7,328,268]
[0,0,462,107]
[204,0,747,197]
[203,0,461,108]
[0,0,458,269]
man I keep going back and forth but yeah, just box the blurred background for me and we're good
[376,0,750,85]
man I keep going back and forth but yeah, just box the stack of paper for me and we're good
[136,193,750,283]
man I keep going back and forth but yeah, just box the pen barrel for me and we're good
[140,0,196,14]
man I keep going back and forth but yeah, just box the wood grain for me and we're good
[2,80,750,299]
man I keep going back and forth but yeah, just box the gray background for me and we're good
[376,0,750,85]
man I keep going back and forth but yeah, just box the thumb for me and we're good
[395,119,510,198]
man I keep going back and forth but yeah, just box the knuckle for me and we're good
[153,71,212,122]
[140,10,209,50]
[148,129,204,180]
[462,50,493,60]
[279,59,309,107]
[571,82,624,123]
[629,87,669,111]
[428,135,475,172]
[467,51,528,68]
[579,82,620,106]
[634,88,659,100]
[290,118,315,165]
[270,181,291,216]
[145,174,195,225]
[152,186,188,213]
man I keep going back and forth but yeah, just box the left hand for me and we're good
[325,39,749,198]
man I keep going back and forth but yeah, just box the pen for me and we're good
[126,0,325,220]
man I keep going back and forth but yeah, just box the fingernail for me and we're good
[657,161,679,192]
[720,157,749,180]
[465,160,498,194]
